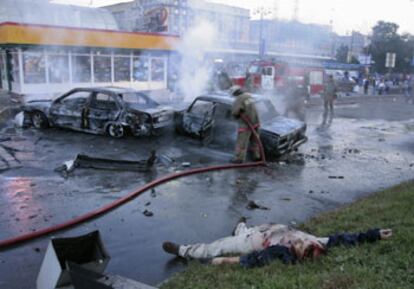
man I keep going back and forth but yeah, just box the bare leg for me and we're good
[327,100,334,126]
[321,100,329,127]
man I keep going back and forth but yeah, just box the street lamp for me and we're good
[253,6,272,59]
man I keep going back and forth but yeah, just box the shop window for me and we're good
[114,57,131,82]
[93,55,111,82]
[132,57,149,81]
[11,53,20,83]
[23,52,46,84]
[151,58,165,82]
[72,55,91,83]
[48,54,69,83]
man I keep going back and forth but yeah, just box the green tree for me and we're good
[368,21,414,73]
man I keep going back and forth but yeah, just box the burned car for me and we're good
[174,92,307,159]
[22,87,173,138]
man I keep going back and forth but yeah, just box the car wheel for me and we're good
[107,123,125,138]
[31,111,49,129]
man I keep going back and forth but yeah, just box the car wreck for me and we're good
[22,87,173,138]
[174,92,307,160]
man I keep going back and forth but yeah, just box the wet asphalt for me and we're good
[0,95,413,288]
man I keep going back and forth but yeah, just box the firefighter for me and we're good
[321,75,337,127]
[230,85,261,163]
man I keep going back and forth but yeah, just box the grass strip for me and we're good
[161,181,414,289]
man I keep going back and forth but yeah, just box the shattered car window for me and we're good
[90,92,118,110]
[61,91,90,105]
[121,92,159,109]
[213,103,232,120]
[189,100,215,116]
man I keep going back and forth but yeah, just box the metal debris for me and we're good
[55,151,157,176]
[143,210,153,217]
[246,200,270,211]
[150,189,156,198]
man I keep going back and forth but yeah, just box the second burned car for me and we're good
[22,87,173,138]
[174,92,307,160]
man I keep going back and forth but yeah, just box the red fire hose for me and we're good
[0,114,266,249]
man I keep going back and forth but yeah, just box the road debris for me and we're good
[158,154,174,165]
[143,210,154,217]
[150,189,156,198]
[246,200,270,210]
[55,151,157,176]
[329,176,345,179]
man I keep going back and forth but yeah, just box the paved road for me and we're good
[0,95,413,288]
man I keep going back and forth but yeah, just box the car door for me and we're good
[210,103,237,147]
[182,99,215,139]
[50,90,91,130]
[87,92,122,132]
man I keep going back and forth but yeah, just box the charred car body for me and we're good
[174,92,307,160]
[22,87,173,138]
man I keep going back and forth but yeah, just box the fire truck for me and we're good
[232,59,326,96]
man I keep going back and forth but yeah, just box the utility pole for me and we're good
[253,6,272,59]
[292,0,299,21]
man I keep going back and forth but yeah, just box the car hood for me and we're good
[261,116,305,136]
[24,99,53,110]
[27,99,52,105]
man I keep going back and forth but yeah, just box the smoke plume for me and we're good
[174,20,218,102]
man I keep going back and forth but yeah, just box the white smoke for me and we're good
[175,20,218,103]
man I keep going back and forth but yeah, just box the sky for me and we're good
[52,0,414,36]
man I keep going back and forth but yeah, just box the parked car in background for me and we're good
[22,87,173,138]
[174,92,307,160]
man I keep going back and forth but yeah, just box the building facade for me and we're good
[334,31,368,62]
[249,19,333,57]
[104,0,250,43]
[0,1,178,95]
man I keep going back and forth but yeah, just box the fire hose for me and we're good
[0,114,266,249]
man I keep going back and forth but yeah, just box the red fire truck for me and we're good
[232,59,325,96]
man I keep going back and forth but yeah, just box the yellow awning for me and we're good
[0,22,179,51]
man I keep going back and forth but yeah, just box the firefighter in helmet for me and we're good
[230,85,261,163]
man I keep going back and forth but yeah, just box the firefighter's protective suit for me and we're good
[231,90,261,162]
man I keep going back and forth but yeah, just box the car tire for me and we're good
[31,111,49,129]
[107,123,125,138]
